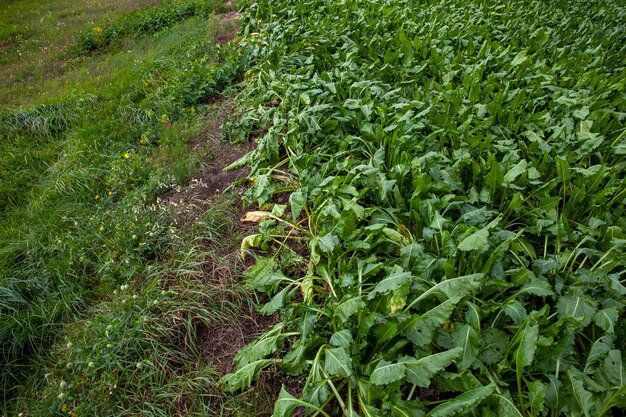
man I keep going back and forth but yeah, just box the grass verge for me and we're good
[1,2,278,415]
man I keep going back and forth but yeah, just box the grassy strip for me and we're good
[12,197,265,416]
[0,10,252,413]
[74,0,226,55]
[0,0,162,108]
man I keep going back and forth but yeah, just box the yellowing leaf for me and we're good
[240,211,273,223]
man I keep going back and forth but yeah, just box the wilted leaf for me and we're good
[234,323,284,367]
[219,359,273,392]
[241,211,273,223]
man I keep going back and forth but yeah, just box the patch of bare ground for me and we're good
[255,368,308,416]
[159,97,254,226]
[199,310,278,376]
[159,7,251,222]
[0,35,21,51]
[214,11,242,45]
[159,10,310,414]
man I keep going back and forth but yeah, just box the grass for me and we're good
[73,0,226,54]
[12,199,261,416]
[0,0,163,108]
[0,1,273,415]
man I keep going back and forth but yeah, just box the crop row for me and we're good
[221,0,626,416]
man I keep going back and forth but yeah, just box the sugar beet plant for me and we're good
[220,0,626,415]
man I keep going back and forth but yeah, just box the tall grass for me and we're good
[74,0,226,54]
[12,202,255,416]
[0,10,251,414]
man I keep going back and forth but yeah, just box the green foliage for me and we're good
[0,12,250,414]
[221,0,626,415]
[74,0,225,54]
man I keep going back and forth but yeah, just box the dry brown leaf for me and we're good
[240,211,273,223]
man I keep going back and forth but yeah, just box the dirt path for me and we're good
[155,12,297,415]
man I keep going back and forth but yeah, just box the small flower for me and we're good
[124,152,130,159]
[99,226,105,232]
[88,361,95,368]
[95,194,100,200]
[93,26,103,33]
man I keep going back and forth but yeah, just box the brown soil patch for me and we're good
[214,12,242,45]
[199,312,279,375]
[255,369,307,416]
[0,36,21,51]
[159,11,308,414]
[160,97,255,226]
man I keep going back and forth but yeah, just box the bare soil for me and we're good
[159,98,255,226]
[214,12,242,45]
[163,10,310,416]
